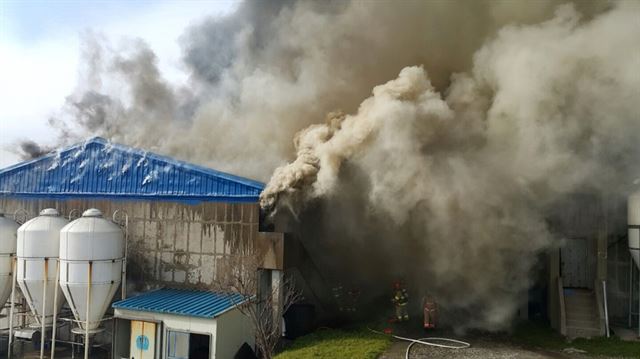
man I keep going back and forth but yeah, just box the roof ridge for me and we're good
[112,288,249,319]
[0,137,264,202]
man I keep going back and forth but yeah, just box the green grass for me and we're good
[512,321,640,358]
[274,327,392,359]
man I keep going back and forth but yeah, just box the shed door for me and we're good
[130,320,156,359]
[561,237,591,288]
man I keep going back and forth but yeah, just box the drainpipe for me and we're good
[603,280,610,337]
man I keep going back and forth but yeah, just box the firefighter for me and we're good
[391,282,409,322]
[332,284,345,312]
[423,294,438,329]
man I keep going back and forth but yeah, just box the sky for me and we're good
[0,0,238,168]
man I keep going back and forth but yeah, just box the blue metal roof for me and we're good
[0,137,264,202]
[112,288,249,319]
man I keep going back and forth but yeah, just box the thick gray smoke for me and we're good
[30,0,640,329]
[40,0,608,180]
[11,140,52,160]
[261,2,640,329]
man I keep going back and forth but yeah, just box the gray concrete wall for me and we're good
[0,197,283,293]
[607,238,634,325]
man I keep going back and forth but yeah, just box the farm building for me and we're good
[0,137,289,358]
[2,135,638,358]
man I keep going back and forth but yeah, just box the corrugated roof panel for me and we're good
[112,288,248,319]
[0,137,264,202]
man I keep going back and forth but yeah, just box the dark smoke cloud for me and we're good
[10,140,53,160]
[182,0,298,85]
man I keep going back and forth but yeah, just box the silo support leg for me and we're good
[51,259,60,359]
[629,258,633,328]
[40,258,48,359]
[84,262,92,359]
[8,257,16,359]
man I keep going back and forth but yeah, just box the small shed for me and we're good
[111,288,254,359]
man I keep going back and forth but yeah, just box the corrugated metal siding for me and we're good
[0,137,264,202]
[112,288,248,318]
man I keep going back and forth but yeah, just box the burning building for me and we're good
[0,137,289,358]
[2,0,639,355]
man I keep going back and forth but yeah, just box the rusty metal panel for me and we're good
[130,320,156,359]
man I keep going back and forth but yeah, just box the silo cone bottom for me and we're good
[71,326,105,335]
[27,320,57,329]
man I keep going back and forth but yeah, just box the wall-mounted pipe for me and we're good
[8,257,16,358]
[603,280,610,337]
[112,210,129,300]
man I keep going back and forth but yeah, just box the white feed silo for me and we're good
[0,214,19,309]
[59,208,124,333]
[629,192,640,270]
[16,208,68,326]
[628,192,640,337]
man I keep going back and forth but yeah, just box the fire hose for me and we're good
[368,328,471,359]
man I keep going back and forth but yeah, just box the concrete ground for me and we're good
[380,338,590,359]
[9,341,110,359]
[376,323,620,359]
[611,326,640,342]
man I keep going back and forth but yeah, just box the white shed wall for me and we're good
[215,307,255,359]
[115,307,254,359]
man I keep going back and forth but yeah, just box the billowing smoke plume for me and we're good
[29,0,640,329]
[39,0,609,180]
[261,2,640,329]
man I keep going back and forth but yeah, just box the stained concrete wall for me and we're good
[606,238,634,325]
[0,197,283,293]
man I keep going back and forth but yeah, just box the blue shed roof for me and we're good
[0,137,264,202]
[112,288,248,319]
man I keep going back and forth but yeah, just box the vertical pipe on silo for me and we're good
[629,258,633,328]
[84,261,92,359]
[51,259,60,359]
[7,257,16,359]
[123,214,128,300]
[40,258,48,359]
[112,210,128,300]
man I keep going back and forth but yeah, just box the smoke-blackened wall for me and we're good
[0,197,283,291]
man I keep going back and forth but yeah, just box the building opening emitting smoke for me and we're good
[15,0,640,330]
